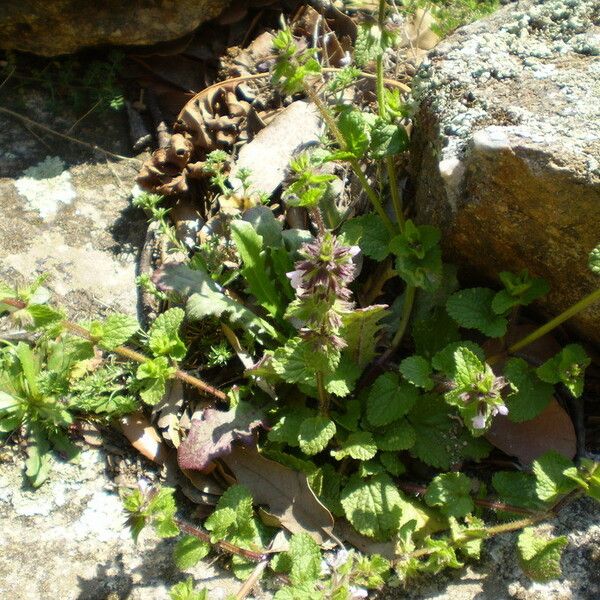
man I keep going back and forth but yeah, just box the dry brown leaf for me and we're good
[153,379,185,447]
[222,445,335,545]
[486,399,577,466]
[119,410,169,464]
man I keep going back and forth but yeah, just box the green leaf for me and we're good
[354,23,384,66]
[231,220,284,319]
[408,394,491,469]
[155,263,281,343]
[431,341,485,378]
[379,452,406,476]
[492,271,549,314]
[504,358,554,422]
[136,357,175,405]
[373,419,416,451]
[90,313,138,351]
[589,244,600,275]
[26,304,64,329]
[331,431,377,461]
[25,422,52,488]
[337,107,370,159]
[325,354,362,397]
[367,373,419,427]
[446,288,507,337]
[340,304,389,369]
[148,308,186,360]
[298,416,336,456]
[369,118,408,159]
[492,471,548,514]
[169,578,208,600]
[340,474,404,540]
[425,473,474,518]
[449,516,486,560]
[272,337,340,384]
[517,528,568,582]
[390,221,443,291]
[399,355,434,390]
[268,408,313,447]
[341,214,393,262]
[536,344,590,398]
[287,533,322,586]
[532,451,577,502]
[412,308,461,359]
[173,535,211,570]
[146,487,180,538]
[274,583,322,600]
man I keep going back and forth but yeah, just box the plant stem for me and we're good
[316,371,329,415]
[488,287,600,365]
[397,481,537,517]
[378,284,416,364]
[175,518,267,562]
[1,297,227,401]
[303,84,395,234]
[375,0,405,229]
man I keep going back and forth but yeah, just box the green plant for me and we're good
[2,2,599,597]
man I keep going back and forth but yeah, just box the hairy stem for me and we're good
[316,371,329,415]
[379,284,416,364]
[488,287,600,365]
[1,297,227,401]
[376,0,404,229]
[303,84,395,234]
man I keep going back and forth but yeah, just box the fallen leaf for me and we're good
[223,445,334,545]
[178,403,264,471]
[153,379,185,447]
[486,399,576,466]
[119,410,169,464]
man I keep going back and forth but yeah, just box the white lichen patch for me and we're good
[14,156,77,219]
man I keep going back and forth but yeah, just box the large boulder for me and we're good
[412,0,600,344]
[0,0,229,56]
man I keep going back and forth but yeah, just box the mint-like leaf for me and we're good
[340,304,389,368]
[431,341,485,378]
[425,472,474,518]
[532,451,577,502]
[136,356,175,405]
[340,474,404,540]
[373,419,416,451]
[504,358,554,422]
[446,288,507,337]
[517,528,568,582]
[367,373,419,427]
[173,535,211,570]
[90,313,139,351]
[492,270,550,315]
[589,244,600,275]
[492,471,548,514]
[369,118,408,159]
[536,344,590,398]
[169,578,208,600]
[399,355,434,390]
[337,107,370,159]
[341,214,392,262]
[298,416,336,456]
[148,308,186,360]
[178,403,264,471]
[331,431,377,461]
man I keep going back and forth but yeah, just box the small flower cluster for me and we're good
[458,373,509,430]
[286,233,359,349]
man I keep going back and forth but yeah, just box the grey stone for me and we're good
[411,0,600,344]
[0,0,229,56]
[229,101,324,197]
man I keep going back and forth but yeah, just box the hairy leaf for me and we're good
[90,313,139,351]
[399,355,434,390]
[331,431,377,461]
[173,535,211,570]
[367,373,418,427]
[340,474,404,540]
[517,528,568,582]
[298,416,336,456]
[504,358,554,422]
[425,473,474,518]
[532,451,577,502]
[340,305,389,369]
[536,344,590,398]
[373,419,416,451]
[446,288,507,338]
[341,214,392,262]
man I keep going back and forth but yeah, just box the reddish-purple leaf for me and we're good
[178,403,264,471]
